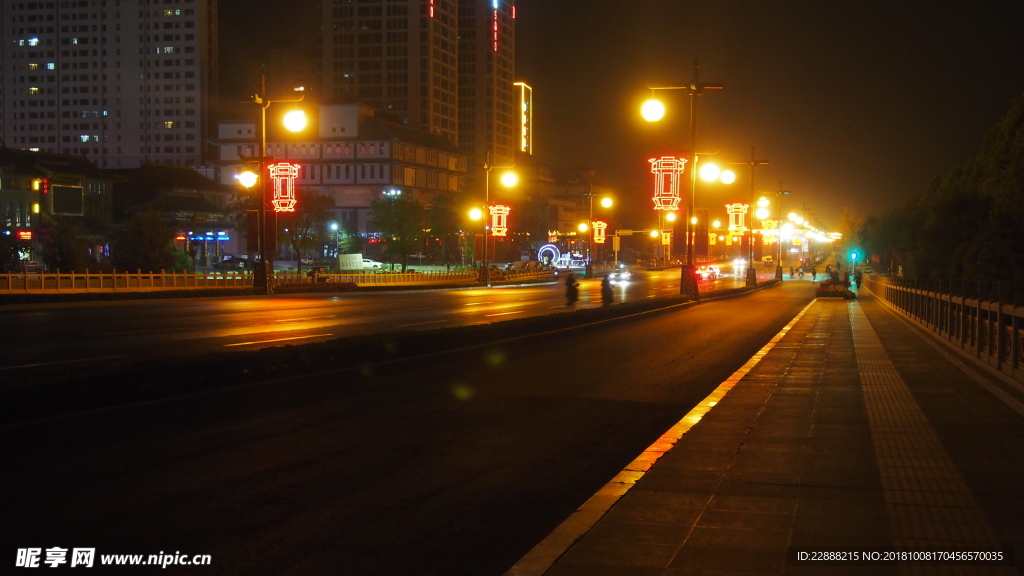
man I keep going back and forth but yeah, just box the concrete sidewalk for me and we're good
[508,291,1024,575]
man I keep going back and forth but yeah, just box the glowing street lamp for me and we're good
[585,192,613,274]
[248,73,306,295]
[641,59,722,299]
[478,158,517,287]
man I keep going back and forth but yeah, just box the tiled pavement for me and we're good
[508,290,1024,575]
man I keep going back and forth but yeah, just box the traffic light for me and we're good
[849,250,859,263]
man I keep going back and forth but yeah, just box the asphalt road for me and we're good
[0,265,781,376]
[3,280,818,575]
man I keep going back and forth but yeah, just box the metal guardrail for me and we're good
[866,275,1024,385]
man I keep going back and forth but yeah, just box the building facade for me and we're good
[0,147,113,263]
[0,0,218,168]
[210,103,468,238]
[319,0,460,148]
[317,0,516,173]
[458,0,516,170]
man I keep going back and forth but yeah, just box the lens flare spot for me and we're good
[359,363,375,377]
[452,383,475,401]
[485,349,506,366]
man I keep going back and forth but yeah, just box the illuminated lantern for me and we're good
[592,220,608,244]
[269,162,301,212]
[649,156,686,211]
[726,203,749,233]
[489,204,510,237]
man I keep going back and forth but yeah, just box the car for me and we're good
[361,259,384,270]
[21,261,45,273]
[695,265,720,280]
[608,265,632,284]
[212,257,252,271]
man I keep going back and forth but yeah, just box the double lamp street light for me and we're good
[641,59,721,300]
[236,72,307,295]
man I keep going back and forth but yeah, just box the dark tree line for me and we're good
[860,91,1024,290]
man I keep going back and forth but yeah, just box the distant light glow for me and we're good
[720,169,737,184]
[699,163,721,182]
[641,99,665,122]
[283,110,306,132]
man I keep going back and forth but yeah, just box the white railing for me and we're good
[0,270,253,292]
[0,269,487,293]
[284,270,479,287]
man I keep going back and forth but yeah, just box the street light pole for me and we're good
[482,158,492,287]
[745,147,768,287]
[775,183,790,280]
[681,60,722,299]
[250,71,305,295]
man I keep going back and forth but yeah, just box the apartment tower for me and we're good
[0,0,218,168]
[318,0,515,173]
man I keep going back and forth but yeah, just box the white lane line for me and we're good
[394,320,448,328]
[224,334,335,347]
[0,355,127,371]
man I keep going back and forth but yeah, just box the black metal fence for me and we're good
[866,275,1024,385]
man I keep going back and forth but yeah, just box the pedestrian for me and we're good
[565,272,579,308]
[790,266,795,279]
[811,267,817,281]
[601,274,613,306]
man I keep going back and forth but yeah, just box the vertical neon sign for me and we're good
[592,221,608,244]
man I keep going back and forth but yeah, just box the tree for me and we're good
[369,194,426,272]
[40,218,93,273]
[110,211,176,272]
[425,192,463,267]
[860,89,1024,290]
[280,191,335,274]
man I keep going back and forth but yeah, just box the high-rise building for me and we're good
[458,0,516,170]
[318,0,515,173]
[319,0,460,148]
[0,0,218,168]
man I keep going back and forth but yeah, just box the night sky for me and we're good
[513,0,1024,229]
[221,1,1024,231]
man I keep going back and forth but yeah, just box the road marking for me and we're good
[504,298,816,576]
[394,320,448,328]
[485,311,524,317]
[224,334,334,347]
[0,355,127,371]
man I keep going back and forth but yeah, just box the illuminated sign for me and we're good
[592,220,608,244]
[661,232,672,246]
[269,162,300,212]
[726,203,749,233]
[489,204,510,237]
[16,230,32,240]
[649,156,686,211]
